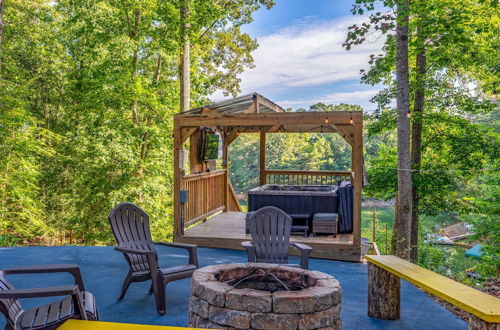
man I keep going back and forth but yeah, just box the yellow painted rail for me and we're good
[59,320,214,330]
[364,255,500,323]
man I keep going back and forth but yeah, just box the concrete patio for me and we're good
[0,246,466,329]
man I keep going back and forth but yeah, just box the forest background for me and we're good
[0,0,498,279]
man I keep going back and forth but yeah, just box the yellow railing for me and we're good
[59,320,200,329]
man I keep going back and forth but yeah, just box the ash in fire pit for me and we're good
[189,263,342,330]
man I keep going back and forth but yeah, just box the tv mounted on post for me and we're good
[201,132,220,161]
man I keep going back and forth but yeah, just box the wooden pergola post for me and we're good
[352,123,363,247]
[222,132,230,211]
[259,129,266,186]
[173,118,182,238]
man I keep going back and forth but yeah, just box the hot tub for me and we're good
[248,185,338,223]
[248,184,338,214]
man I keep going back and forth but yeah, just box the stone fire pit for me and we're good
[189,263,342,330]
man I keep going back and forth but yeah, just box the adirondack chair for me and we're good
[0,264,98,330]
[242,206,312,269]
[108,202,199,315]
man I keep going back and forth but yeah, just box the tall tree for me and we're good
[179,0,190,112]
[409,4,426,261]
[392,0,412,259]
[345,0,498,261]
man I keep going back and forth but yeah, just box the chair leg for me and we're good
[118,271,134,301]
[152,272,166,315]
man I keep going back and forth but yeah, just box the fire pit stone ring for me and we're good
[189,263,342,330]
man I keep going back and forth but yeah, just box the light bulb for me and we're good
[407,112,412,119]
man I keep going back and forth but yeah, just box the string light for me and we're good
[324,118,329,124]
[349,112,354,124]
[406,110,412,119]
[372,166,498,173]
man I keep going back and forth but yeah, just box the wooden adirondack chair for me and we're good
[0,264,98,330]
[242,206,312,269]
[108,202,199,315]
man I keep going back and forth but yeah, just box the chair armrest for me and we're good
[241,241,254,248]
[155,242,199,267]
[291,243,312,270]
[155,242,196,249]
[114,246,155,256]
[242,241,256,263]
[3,264,86,291]
[0,285,79,299]
[114,245,158,270]
[292,243,312,251]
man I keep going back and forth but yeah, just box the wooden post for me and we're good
[372,209,376,242]
[189,131,203,173]
[173,119,182,239]
[368,263,400,320]
[468,316,500,330]
[179,0,190,113]
[259,129,266,186]
[352,123,363,247]
[222,133,229,211]
[253,93,260,113]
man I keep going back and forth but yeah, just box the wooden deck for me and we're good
[175,212,362,262]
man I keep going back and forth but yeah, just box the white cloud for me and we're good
[238,16,385,93]
[277,89,381,111]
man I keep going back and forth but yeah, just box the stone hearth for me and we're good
[189,263,342,330]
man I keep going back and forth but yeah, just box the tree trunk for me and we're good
[367,263,400,320]
[410,48,426,263]
[131,9,141,125]
[179,0,190,113]
[0,0,4,73]
[392,0,412,260]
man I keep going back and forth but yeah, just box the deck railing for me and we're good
[181,170,226,227]
[264,169,353,186]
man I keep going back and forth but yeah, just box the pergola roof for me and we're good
[180,92,286,115]
[174,93,363,146]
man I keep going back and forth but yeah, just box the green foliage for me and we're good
[0,0,272,245]
[461,166,500,277]
[346,0,500,220]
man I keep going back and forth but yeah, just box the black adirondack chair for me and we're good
[0,264,98,330]
[242,206,312,269]
[108,202,199,315]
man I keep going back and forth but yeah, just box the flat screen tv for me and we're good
[203,132,220,161]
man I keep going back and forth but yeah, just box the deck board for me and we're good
[179,211,361,261]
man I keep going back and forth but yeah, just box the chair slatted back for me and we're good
[248,206,292,264]
[108,202,156,273]
[0,271,24,327]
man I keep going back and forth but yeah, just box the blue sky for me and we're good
[212,0,384,112]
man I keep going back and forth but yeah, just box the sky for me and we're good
[212,0,385,112]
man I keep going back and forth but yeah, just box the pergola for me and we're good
[172,93,364,261]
